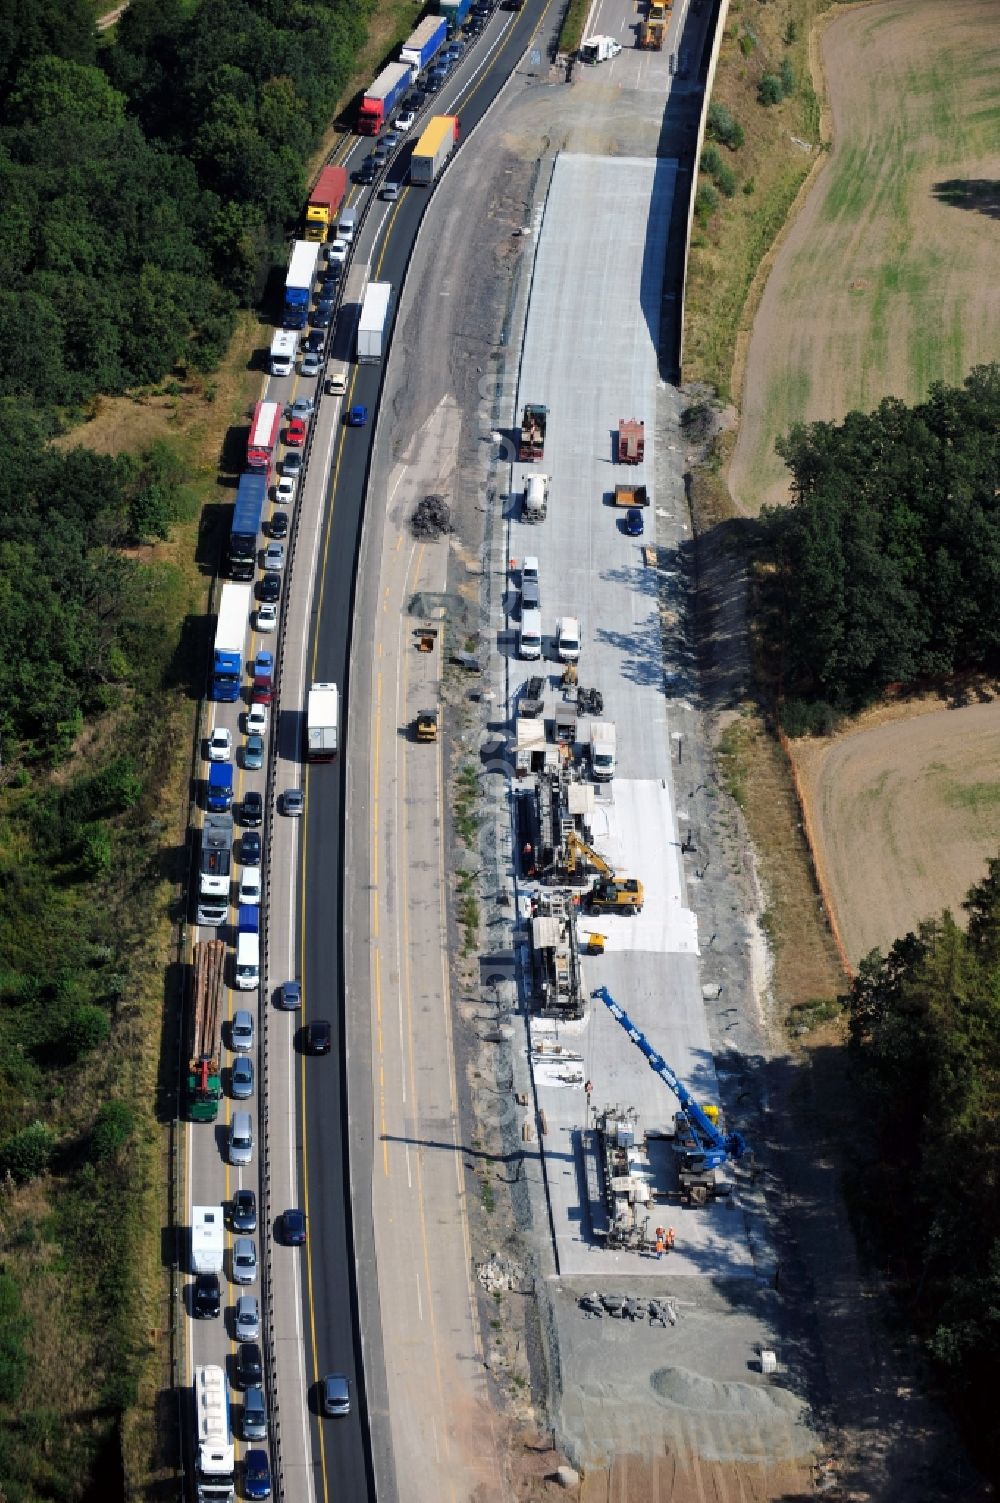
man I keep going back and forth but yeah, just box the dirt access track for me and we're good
[793,697,1000,964]
[728,0,1000,513]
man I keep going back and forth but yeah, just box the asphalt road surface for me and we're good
[291,6,556,1503]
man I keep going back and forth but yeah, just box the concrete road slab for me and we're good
[580,779,699,953]
[504,151,754,1281]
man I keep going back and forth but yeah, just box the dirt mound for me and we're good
[651,1365,806,1421]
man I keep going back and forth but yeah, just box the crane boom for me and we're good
[591,986,748,1170]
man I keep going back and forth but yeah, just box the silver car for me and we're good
[322,1373,351,1416]
[243,1385,268,1441]
[264,542,285,573]
[235,1293,260,1343]
[232,1010,254,1052]
[232,1237,258,1285]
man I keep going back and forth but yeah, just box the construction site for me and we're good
[489,145,769,1305]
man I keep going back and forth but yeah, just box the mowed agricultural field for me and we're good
[728,0,1000,513]
[793,700,1000,964]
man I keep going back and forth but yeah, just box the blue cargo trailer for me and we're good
[227,472,267,581]
[401,15,448,72]
[438,0,472,32]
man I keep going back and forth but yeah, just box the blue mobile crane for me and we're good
[592,986,750,1203]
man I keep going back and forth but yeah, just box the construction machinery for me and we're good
[617,418,645,464]
[519,674,546,718]
[564,830,644,912]
[529,891,585,1017]
[585,1105,658,1247]
[592,985,750,1203]
[414,708,438,742]
[518,403,548,462]
[526,769,596,879]
[186,940,226,1122]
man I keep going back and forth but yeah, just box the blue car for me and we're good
[347,405,368,427]
[624,508,644,536]
[280,1208,307,1245]
[244,1449,271,1499]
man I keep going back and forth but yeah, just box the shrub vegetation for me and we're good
[761,365,1000,723]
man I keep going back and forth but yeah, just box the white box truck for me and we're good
[580,35,622,62]
[269,329,298,376]
[306,682,339,760]
[357,282,392,364]
[191,1205,225,1274]
[589,721,617,781]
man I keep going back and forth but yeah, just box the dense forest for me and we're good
[0,0,370,1495]
[762,364,1000,731]
[847,865,1000,1477]
[0,0,367,412]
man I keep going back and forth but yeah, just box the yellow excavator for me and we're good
[564,831,644,914]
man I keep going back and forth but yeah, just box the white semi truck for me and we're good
[357,283,392,364]
[194,1365,235,1502]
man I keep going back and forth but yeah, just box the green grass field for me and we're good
[729,0,1000,513]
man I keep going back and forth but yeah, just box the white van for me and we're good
[270,330,298,377]
[229,1111,253,1167]
[556,616,581,662]
[235,929,260,991]
[337,206,357,242]
[519,608,542,660]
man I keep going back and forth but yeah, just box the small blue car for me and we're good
[347,404,368,427]
[244,1449,271,1499]
[281,1209,307,1245]
[624,508,644,536]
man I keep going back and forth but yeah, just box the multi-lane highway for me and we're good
[186,4,553,1502]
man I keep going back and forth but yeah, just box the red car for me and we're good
[286,418,307,447]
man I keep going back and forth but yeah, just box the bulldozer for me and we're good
[414,709,438,743]
[563,830,644,914]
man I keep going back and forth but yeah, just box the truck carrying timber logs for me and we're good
[617,418,645,464]
[187,940,226,1121]
[518,404,548,462]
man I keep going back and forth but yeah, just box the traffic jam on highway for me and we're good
[186,1,519,1499]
